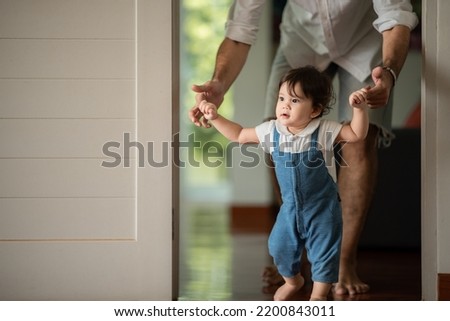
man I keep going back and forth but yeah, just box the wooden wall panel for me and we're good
[0,119,135,158]
[0,159,135,198]
[0,198,135,240]
[0,79,135,119]
[0,0,134,39]
[0,40,134,79]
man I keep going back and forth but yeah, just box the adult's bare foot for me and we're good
[333,267,369,295]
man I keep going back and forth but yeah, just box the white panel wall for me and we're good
[0,0,136,241]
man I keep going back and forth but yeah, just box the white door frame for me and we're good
[421,0,450,300]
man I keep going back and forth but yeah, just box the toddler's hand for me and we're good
[349,87,369,109]
[199,100,218,120]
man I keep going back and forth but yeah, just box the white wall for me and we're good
[422,0,450,300]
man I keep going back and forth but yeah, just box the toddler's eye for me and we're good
[292,98,299,103]
[278,96,284,102]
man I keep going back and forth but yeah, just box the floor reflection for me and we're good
[179,203,421,301]
[179,203,233,300]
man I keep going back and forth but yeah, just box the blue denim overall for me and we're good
[268,125,342,283]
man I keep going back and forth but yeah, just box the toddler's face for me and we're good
[275,82,319,133]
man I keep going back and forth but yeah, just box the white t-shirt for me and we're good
[255,118,343,182]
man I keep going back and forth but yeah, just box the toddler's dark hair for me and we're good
[278,65,336,117]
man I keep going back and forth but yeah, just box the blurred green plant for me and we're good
[180,0,233,183]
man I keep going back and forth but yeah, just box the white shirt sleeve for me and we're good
[372,0,419,32]
[255,120,275,153]
[225,0,266,45]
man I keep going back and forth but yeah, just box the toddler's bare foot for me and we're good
[273,275,304,301]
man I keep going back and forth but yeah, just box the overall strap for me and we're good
[310,125,320,149]
[272,125,280,152]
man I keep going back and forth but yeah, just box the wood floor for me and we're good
[178,204,422,301]
[261,249,422,301]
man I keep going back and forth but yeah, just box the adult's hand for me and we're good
[189,80,225,128]
[365,66,395,108]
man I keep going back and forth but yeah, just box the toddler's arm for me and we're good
[198,100,259,144]
[337,88,369,143]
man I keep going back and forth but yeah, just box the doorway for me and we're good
[177,0,423,300]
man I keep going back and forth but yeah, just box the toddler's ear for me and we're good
[311,106,322,118]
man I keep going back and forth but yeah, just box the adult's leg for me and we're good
[333,68,394,295]
[334,125,378,295]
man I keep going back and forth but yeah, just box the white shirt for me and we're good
[225,0,419,82]
[255,118,343,181]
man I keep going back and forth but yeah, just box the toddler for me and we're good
[198,66,369,300]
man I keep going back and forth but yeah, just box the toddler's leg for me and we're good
[310,282,332,301]
[273,273,304,301]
